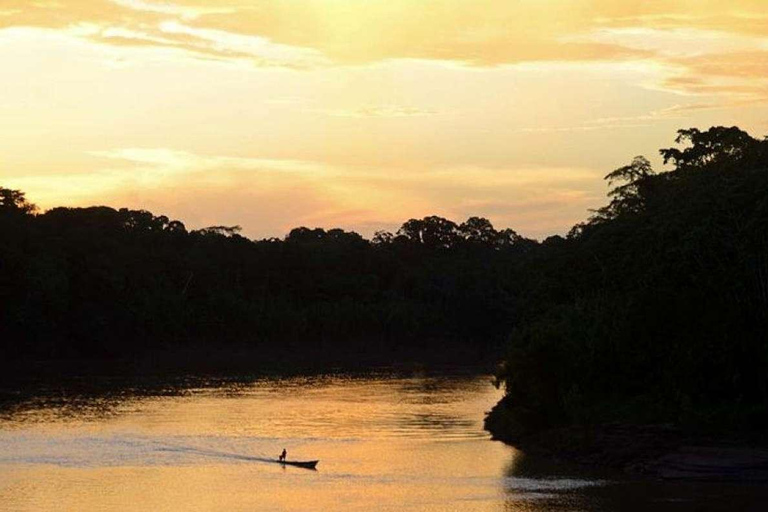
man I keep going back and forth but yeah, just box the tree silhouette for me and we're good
[459,217,497,244]
[398,216,460,248]
[660,126,758,169]
[591,155,655,221]
[0,187,37,215]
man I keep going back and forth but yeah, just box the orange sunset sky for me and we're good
[3,0,768,239]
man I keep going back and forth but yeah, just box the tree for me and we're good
[196,225,242,237]
[119,208,171,232]
[397,216,460,248]
[285,226,325,243]
[591,155,655,221]
[497,228,537,251]
[0,187,37,215]
[660,126,758,169]
[372,230,394,245]
[459,217,497,245]
[326,228,364,244]
[166,220,187,233]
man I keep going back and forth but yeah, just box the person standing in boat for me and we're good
[279,448,287,462]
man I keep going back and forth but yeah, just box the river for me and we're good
[1,369,766,511]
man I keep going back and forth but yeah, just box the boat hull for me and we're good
[275,459,319,469]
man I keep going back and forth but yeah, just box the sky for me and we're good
[3,1,768,239]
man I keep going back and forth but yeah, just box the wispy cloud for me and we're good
[111,0,236,20]
[156,20,329,69]
[570,27,768,58]
[0,0,328,69]
[516,104,688,133]
[91,148,335,180]
[317,105,439,119]
[568,25,768,101]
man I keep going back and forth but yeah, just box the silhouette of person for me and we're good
[279,448,287,462]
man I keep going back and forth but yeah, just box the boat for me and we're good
[274,459,319,470]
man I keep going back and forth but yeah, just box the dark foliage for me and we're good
[493,126,768,436]
[0,193,534,362]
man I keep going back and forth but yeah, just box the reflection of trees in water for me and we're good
[1,393,130,425]
[390,375,492,405]
[502,474,768,512]
[384,376,494,437]
[503,447,768,512]
[0,373,238,425]
[0,371,493,431]
[501,452,607,512]
[394,411,477,435]
[4,390,133,425]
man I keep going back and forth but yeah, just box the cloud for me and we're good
[110,0,235,20]
[0,1,327,68]
[0,0,690,68]
[3,0,768,105]
[571,27,768,58]
[569,25,768,101]
[156,20,329,68]
[90,148,335,181]
[317,105,439,119]
[514,103,730,134]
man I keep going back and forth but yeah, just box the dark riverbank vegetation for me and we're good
[3,125,767,442]
[487,126,768,445]
[0,187,536,365]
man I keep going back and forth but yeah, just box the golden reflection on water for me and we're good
[0,372,604,512]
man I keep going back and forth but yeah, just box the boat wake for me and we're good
[156,443,318,469]
[156,443,274,464]
[0,432,317,469]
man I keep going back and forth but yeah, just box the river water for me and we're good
[1,369,766,511]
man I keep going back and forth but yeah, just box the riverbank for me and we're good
[0,349,497,414]
[1,340,498,377]
[485,400,768,481]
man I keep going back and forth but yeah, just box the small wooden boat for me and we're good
[275,459,319,470]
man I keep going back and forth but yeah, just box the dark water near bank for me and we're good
[1,369,766,511]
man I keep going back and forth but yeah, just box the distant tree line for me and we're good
[0,187,537,361]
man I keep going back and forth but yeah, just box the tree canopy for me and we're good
[490,125,768,438]
[0,192,533,362]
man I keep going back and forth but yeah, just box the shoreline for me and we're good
[484,400,768,482]
[0,350,498,411]
[0,342,499,376]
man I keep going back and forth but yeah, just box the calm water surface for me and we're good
[1,370,766,511]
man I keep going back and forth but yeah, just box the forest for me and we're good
[488,126,768,436]
[0,186,537,362]
[2,125,767,434]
